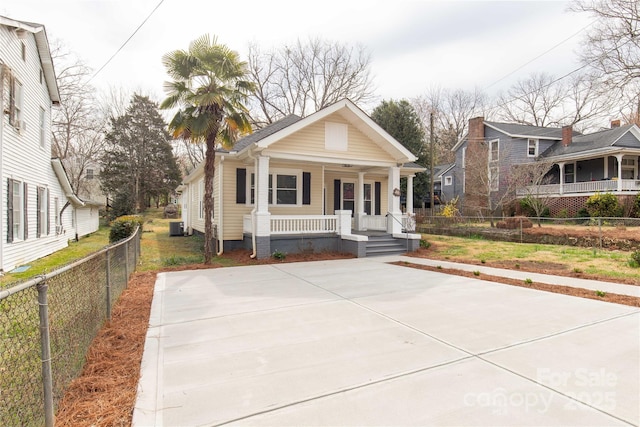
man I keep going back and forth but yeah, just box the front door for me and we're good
[363,183,372,215]
[342,181,355,216]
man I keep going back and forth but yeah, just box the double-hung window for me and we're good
[527,139,538,157]
[7,179,24,242]
[249,169,301,206]
[37,186,49,237]
[8,76,24,128]
[489,139,499,162]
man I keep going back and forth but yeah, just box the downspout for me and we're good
[247,152,258,258]
[216,156,224,256]
[60,201,71,234]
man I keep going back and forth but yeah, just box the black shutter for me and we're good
[36,187,41,237]
[23,182,28,240]
[375,182,381,215]
[333,179,341,213]
[7,179,13,243]
[236,168,246,204]
[46,188,50,235]
[302,172,311,205]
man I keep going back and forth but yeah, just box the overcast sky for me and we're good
[2,0,593,110]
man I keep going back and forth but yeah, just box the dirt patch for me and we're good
[421,224,640,250]
[54,248,637,426]
[392,261,640,308]
[408,246,640,286]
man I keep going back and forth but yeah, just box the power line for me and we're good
[483,19,596,92]
[88,0,165,83]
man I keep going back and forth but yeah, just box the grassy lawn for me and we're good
[0,226,111,288]
[137,208,240,271]
[423,233,640,283]
[0,208,240,288]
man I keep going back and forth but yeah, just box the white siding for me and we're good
[0,24,80,271]
[75,206,100,238]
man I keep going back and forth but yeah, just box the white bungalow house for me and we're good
[178,99,424,258]
[0,16,99,272]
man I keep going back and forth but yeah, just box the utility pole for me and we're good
[429,111,435,218]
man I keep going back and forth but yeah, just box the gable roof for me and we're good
[541,124,640,159]
[0,15,60,104]
[234,99,417,163]
[226,115,302,153]
[434,163,455,178]
[451,121,584,152]
[484,121,577,140]
[51,158,85,206]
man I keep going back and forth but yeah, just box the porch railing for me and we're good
[243,215,338,235]
[361,214,414,232]
[361,215,387,231]
[517,179,640,196]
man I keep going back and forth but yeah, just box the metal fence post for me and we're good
[125,242,130,283]
[106,249,112,320]
[520,217,523,243]
[36,280,55,427]
[599,217,602,249]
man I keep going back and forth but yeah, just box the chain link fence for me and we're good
[0,227,141,427]
[416,215,640,249]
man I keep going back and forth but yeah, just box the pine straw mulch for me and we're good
[54,248,638,426]
[54,250,354,427]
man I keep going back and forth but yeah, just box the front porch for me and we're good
[518,178,640,196]
[518,153,640,197]
[242,212,419,258]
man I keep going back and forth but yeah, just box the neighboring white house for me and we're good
[0,16,99,272]
[177,99,424,259]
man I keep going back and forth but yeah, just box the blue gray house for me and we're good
[448,117,640,216]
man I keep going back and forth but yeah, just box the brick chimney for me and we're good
[611,120,621,128]
[468,116,484,145]
[562,125,572,147]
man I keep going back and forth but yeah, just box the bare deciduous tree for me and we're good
[572,0,640,90]
[495,72,613,132]
[462,140,523,225]
[50,41,105,200]
[495,72,566,127]
[247,38,376,125]
[412,87,487,164]
[512,160,556,226]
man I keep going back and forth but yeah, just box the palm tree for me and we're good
[161,35,254,263]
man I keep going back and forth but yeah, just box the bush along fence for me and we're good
[416,216,640,250]
[0,227,141,427]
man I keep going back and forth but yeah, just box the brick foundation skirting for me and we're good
[546,194,637,216]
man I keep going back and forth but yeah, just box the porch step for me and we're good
[365,234,408,256]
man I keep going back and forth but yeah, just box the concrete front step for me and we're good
[365,234,409,256]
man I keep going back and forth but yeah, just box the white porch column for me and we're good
[604,156,609,179]
[407,174,415,214]
[255,155,271,236]
[387,166,402,234]
[356,172,365,231]
[558,162,565,195]
[616,154,623,192]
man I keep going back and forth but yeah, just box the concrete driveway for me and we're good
[133,258,640,426]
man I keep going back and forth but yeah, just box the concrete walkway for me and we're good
[133,258,640,426]
[383,255,640,297]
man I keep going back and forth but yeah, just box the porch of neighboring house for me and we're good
[518,153,640,197]
[240,159,421,258]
